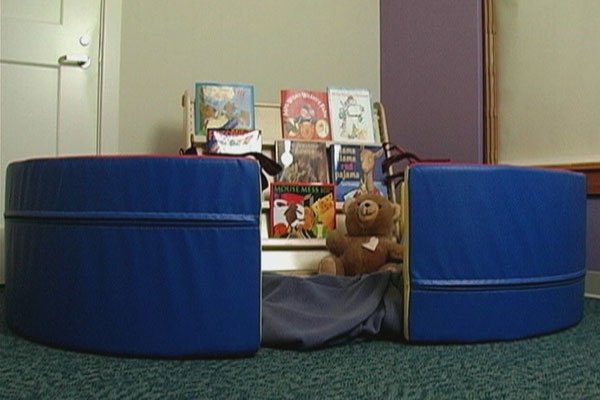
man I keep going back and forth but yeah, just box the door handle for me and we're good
[58,55,91,69]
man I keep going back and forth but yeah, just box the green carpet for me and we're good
[1,287,599,399]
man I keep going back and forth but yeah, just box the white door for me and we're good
[1,0,103,283]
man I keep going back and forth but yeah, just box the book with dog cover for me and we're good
[329,143,388,202]
[275,139,330,183]
[280,89,331,141]
[327,87,376,143]
[269,182,336,239]
[195,82,255,135]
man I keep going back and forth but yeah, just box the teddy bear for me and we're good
[318,193,403,276]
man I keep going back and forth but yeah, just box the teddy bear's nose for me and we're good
[362,200,376,209]
[360,200,378,216]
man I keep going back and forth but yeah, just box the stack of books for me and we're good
[271,87,386,239]
[192,81,388,239]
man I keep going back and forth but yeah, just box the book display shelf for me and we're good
[181,91,397,274]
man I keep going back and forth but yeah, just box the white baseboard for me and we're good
[585,270,600,298]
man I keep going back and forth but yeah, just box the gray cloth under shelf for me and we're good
[261,270,404,350]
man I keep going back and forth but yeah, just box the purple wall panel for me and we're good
[587,198,600,272]
[380,0,483,163]
[379,1,599,273]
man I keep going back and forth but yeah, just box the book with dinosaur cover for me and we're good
[329,143,388,202]
[195,82,255,135]
[280,89,331,141]
[275,139,330,183]
[327,87,376,143]
[269,182,335,239]
[205,129,262,154]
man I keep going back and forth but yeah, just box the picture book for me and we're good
[329,143,388,202]
[206,129,262,154]
[327,87,376,143]
[275,140,329,183]
[195,82,255,135]
[270,182,336,239]
[280,89,331,141]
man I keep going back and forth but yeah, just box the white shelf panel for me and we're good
[261,248,327,273]
[262,238,326,250]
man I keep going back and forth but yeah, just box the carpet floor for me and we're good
[1,287,599,399]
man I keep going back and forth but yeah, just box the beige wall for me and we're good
[118,0,380,154]
[495,0,600,165]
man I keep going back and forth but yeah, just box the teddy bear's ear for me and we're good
[392,203,401,221]
[343,197,356,214]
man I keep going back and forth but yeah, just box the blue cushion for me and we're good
[4,156,262,357]
[403,164,587,342]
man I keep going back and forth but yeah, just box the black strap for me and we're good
[380,142,420,184]
[384,171,406,186]
[234,152,282,191]
[380,142,450,186]
[381,152,422,171]
[179,147,199,155]
[241,152,283,177]
[179,147,281,191]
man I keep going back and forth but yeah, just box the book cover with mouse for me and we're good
[269,182,335,239]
